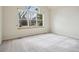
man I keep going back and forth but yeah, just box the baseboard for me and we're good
[3,32,50,41]
[53,32,79,40]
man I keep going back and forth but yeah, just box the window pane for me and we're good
[19,20,28,27]
[37,21,43,26]
[37,14,43,26]
[29,13,37,26]
[37,14,42,21]
[17,9,28,27]
[29,19,36,26]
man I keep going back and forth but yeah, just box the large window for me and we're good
[17,6,43,28]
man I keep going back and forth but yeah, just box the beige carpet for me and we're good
[0,33,79,52]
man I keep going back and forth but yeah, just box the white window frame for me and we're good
[17,7,44,29]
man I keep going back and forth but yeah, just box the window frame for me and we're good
[17,7,44,29]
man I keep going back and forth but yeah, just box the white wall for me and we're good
[0,7,2,44]
[51,7,79,39]
[3,6,50,40]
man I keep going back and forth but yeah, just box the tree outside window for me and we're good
[17,6,43,28]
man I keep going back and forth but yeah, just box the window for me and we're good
[17,6,43,28]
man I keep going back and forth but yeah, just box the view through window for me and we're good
[17,6,43,28]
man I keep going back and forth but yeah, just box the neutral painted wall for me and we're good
[3,6,50,40]
[51,7,79,39]
[0,7,2,43]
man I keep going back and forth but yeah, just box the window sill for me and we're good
[17,26,45,29]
